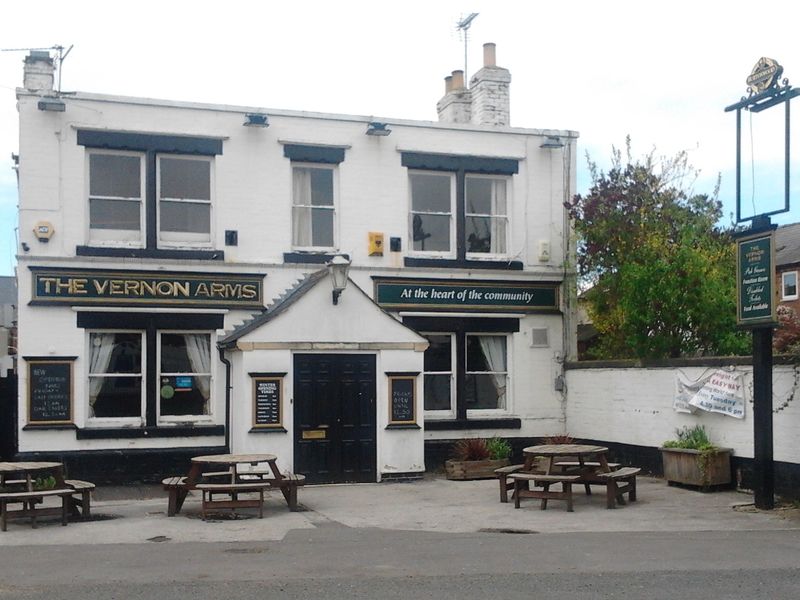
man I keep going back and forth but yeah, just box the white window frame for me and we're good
[86,330,146,427]
[157,330,215,425]
[465,332,511,418]
[291,162,338,251]
[464,174,511,260]
[157,155,214,249]
[782,271,798,301]
[86,150,145,247]
[421,332,456,420]
[408,170,456,258]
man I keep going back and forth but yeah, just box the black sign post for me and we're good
[725,58,798,509]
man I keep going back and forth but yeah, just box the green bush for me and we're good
[662,425,717,452]
[486,436,512,460]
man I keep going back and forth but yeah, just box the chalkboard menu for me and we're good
[388,375,417,425]
[251,375,283,428]
[27,358,74,425]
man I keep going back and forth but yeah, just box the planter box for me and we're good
[445,458,510,480]
[659,447,733,489]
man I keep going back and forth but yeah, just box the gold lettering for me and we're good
[140,280,156,297]
[124,280,140,296]
[55,278,71,294]
[242,284,257,299]
[210,283,226,297]
[156,281,174,296]
[72,278,88,294]
[40,277,57,294]
[93,279,109,295]
[110,280,125,294]
[174,281,190,297]
[225,283,242,298]
[194,283,210,297]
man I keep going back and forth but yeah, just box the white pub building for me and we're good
[13,45,578,483]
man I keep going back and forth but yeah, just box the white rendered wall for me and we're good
[565,365,800,464]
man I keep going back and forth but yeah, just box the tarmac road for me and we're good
[1,528,799,599]
[1,476,799,598]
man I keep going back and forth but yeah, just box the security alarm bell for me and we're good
[34,221,54,242]
[368,232,384,256]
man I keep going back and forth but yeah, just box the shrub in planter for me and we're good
[445,438,511,480]
[660,425,732,490]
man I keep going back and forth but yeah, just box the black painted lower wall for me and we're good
[15,446,227,484]
[424,437,800,500]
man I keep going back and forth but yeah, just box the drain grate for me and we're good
[224,547,268,554]
[147,535,171,543]
[479,527,538,535]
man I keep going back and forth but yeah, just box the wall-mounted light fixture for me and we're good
[327,254,351,305]
[366,122,391,136]
[38,97,66,112]
[540,135,564,149]
[243,113,269,127]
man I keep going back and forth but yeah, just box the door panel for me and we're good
[294,354,376,483]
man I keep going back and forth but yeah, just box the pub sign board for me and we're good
[250,373,285,430]
[387,374,417,426]
[26,357,75,426]
[30,267,264,309]
[374,278,559,313]
[736,231,777,326]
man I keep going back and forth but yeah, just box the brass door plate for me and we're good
[302,429,326,440]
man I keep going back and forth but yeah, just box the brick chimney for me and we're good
[23,51,55,93]
[469,43,511,126]
[436,70,472,124]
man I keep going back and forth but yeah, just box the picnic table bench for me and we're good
[0,488,72,531]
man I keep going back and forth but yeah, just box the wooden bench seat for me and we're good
[553,461,621,470]
[508,473,581,512]
[65,479,95,519]
[162,476,189,516]
[494,464,525,503]
[598,467,641,508]
[195,482,272,520]
[0,488,73,531]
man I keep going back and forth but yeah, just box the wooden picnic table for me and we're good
[522,444,612,476]
[0,461,71,530]
[165,453,305,517]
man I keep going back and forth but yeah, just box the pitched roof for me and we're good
[218,269,327,347]
[775,223,800,267]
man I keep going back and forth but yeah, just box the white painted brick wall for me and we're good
[565,365,800,464]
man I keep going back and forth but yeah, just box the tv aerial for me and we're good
[1,44,73,92]
[456,13,479,82]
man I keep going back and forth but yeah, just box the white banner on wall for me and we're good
[674,369,745,419]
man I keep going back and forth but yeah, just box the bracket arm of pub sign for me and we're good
[724,57,799,224]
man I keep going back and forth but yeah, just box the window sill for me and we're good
[283,252,349,264]
[424,418,521,431]
[76,425,225,439]
[76,246,224,261]
[404,257,523,270]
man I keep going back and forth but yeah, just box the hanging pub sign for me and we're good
[736,231,777,326]
[30,267,264,309]
[250,373,285,430]
[374,278,559,313]
[26,357,75,426]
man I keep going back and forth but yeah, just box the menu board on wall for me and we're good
[27,358,74,425]
[388,374,417,426]
[250,374,284,429]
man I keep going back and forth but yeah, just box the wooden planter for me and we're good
[659,447,733,489]
[445,458,510,480]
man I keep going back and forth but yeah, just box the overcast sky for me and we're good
[1,0,797,276]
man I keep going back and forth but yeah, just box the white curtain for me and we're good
[478,336,507,408]
[184,334,211,414]
[292,168,313,246]
[88,333,116,417]
[490,180,507,254]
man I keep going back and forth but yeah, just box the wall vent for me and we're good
[530,327,549,348]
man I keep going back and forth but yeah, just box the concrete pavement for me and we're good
[1,475,798,545]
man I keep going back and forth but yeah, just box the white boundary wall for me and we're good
[565,363,800,465]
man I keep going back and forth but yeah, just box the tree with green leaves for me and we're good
[566,138,750,359]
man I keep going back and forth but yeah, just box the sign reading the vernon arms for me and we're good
[30,267,264,308]
[736,232,776,326]
[374,278,558,312]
